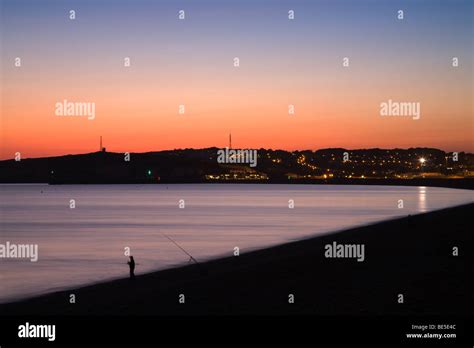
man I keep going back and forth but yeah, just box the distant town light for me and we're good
[419,158,426,164]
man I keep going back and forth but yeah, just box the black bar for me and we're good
[1,315,472,345]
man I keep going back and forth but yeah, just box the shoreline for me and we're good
[1,202,472,315]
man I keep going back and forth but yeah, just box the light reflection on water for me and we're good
[418,186,427,212]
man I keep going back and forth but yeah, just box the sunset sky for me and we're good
[1,0,473,159]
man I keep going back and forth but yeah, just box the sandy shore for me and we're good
[1,203,472,316]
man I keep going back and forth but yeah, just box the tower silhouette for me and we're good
[99,136,106,152]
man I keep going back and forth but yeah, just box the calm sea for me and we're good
[0,184,472,302]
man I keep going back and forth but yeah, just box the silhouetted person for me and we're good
[128,256,135,280]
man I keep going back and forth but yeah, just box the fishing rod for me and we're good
[162,233,199,265]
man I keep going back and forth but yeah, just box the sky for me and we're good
[1,0,473,159]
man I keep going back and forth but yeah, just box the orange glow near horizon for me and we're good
[2,72,472,159]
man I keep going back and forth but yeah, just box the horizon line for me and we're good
[2,146,472,162]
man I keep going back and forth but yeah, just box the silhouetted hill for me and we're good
[0,148,472,186]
